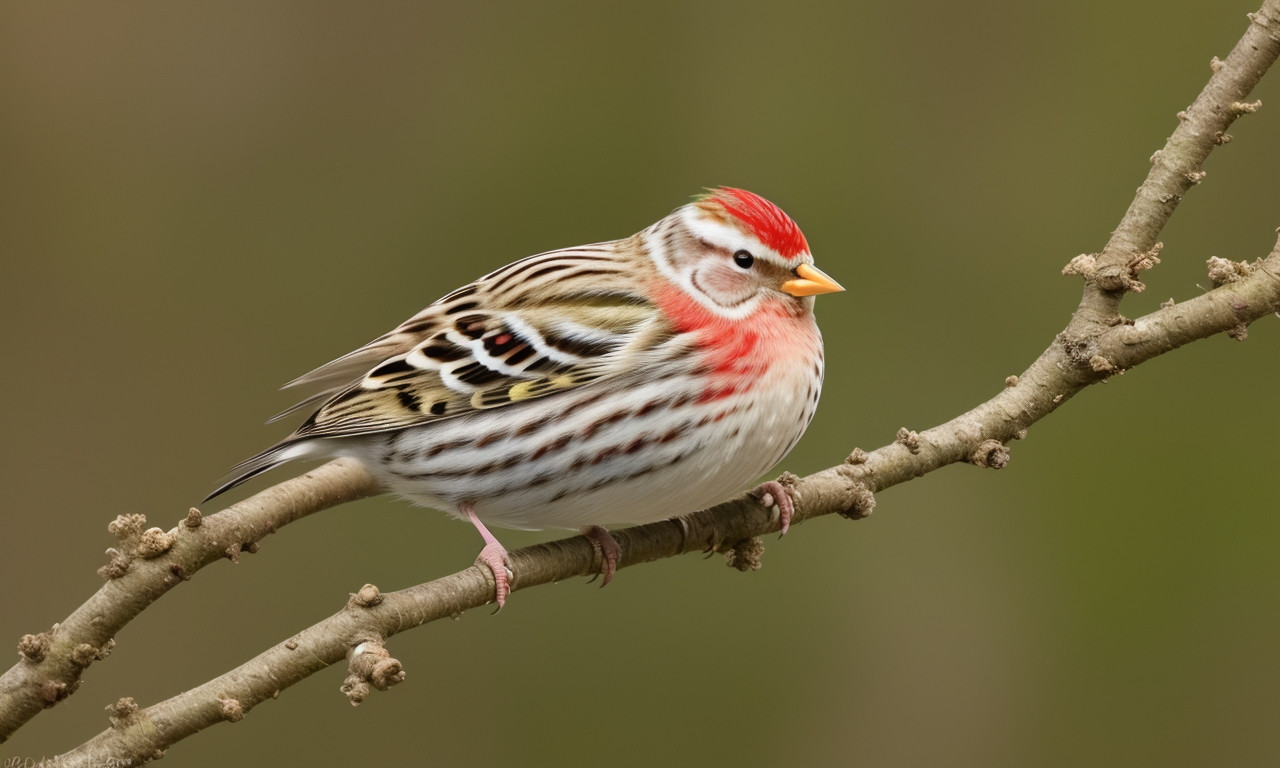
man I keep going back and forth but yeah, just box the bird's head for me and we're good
[649,187,843,321]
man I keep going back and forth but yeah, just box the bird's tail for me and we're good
[204,441,314,502]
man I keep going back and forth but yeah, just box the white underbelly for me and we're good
[354,353,822,531]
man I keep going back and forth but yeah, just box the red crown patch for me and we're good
[701,187,809,260]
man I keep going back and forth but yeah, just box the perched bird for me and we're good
[208,187,843,606]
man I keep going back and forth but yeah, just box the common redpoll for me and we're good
[209,187,843,606]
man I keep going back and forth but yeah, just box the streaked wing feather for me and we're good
[282,240,666,440]
[269,315,440,423]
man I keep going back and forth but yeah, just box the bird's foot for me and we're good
[474,541,513,609]
[463,504,513,608]
[753,480,795,535]
[581,525,620,587]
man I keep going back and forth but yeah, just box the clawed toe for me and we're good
[754,480,795,535]
[475,541,513,608]
[463,504,513,608]
[582,525,620,586]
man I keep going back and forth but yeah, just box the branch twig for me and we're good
[0,459,380,742]
[1076,2,1280,321]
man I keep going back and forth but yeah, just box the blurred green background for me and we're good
[2,1,1277,765]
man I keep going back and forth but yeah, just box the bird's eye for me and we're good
[732,250,755,269]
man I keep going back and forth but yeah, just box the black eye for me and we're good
[732,250,754,269]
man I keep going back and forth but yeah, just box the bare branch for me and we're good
[1090,2,1280,297]
[0,459,380,742]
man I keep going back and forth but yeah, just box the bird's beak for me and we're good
[781,263,844,297]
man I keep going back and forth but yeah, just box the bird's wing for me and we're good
[282,240,671,440]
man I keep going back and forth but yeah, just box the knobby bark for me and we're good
[2,2,1277,763]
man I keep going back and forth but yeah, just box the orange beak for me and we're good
[781,263,844,297]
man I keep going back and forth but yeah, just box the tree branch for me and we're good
[1086,1,1280,309]
[0,458,380,742]
[2,1,1276,763]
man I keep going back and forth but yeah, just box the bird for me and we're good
[207,187,843,607]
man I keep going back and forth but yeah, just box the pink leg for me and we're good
[754,481,795,535]
[462,503,512,608]
[581,525,620,586]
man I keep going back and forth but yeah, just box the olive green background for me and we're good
[2,1,1277,765]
